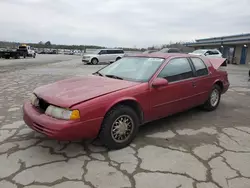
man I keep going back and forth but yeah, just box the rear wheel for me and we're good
[99,105,139,150]
[202,85,221,111]
[91,58,99,65]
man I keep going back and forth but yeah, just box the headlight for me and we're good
[45,105,80,120]
[30,93,39,107]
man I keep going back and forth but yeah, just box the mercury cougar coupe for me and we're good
[23,53,229,149]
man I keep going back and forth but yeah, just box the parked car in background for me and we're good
[23,53,229,150]
[156,48,181,53]
[142,50,158,54]
[189,49,222,58]
[64,50,72,55]
[82,49,124,64]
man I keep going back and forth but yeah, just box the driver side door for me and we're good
[149,57,197,120]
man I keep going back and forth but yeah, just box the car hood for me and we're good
[83,54,97,57]
[34,75,139,108]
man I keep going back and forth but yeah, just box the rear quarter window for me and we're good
[191,58,209,76]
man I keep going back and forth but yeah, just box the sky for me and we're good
[0,0,250,48]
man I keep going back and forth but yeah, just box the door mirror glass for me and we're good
[152,78,169,88]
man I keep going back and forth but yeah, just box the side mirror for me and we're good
[152,78,169,88]
[204,52,209,56]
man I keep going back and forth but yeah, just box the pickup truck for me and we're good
[0,45,36,59]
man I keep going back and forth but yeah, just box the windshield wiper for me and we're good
[93,72,103,77]
[105,74,123,80]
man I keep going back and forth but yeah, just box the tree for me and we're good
[45,41,51,46]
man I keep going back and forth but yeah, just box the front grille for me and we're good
[38,98,50,112]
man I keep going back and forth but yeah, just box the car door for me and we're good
[149,57,197,120]
[189,57,214,105]
[108,50,117,62]
[98,50,109,63]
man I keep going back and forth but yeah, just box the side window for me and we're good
[168,49,180,53]
[107,50,113,54]
[99,50,107,55]
[212,50,219,55]
[158,58,193,82]
[109,50,119,54]
[191,58,208,76]
[206,51,212,55]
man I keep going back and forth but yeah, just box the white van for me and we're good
[82,49,124,64]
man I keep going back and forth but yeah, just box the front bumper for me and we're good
[82,58,91,63]
[23,102,103,140]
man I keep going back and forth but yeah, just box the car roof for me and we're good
[128,53,195,59]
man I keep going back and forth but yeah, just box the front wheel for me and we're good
[91,58,99,65]
[202,85,221,111]
[99,105,139,150]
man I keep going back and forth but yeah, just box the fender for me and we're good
[105,97,143,115]
[212,78,223,86]
[90,57,99,62]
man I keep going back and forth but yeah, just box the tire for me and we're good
[202,85,221,111]
[91,58,99,65]
[33,54,36,58]
[99,105,139,150]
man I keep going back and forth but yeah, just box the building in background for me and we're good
[185,33,250,65]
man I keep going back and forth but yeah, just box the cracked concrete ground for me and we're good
[1,55,250,188]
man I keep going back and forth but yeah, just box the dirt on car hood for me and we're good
[34,75,138,108]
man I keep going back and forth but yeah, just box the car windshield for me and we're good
[192,49,207,54]
[97,57,165,82]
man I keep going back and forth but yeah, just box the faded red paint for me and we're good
[23,53,229,140]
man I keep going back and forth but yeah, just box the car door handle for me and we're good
[192,82,197,87]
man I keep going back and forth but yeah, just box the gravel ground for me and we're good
[0,55,250,188]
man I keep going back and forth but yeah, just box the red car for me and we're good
[23,53,229,149]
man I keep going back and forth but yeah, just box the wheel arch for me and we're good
[213,79,224,91]
[90,57,99,63]
[104,98,144,125]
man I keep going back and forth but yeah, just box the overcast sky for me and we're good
[0,0,250,48]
